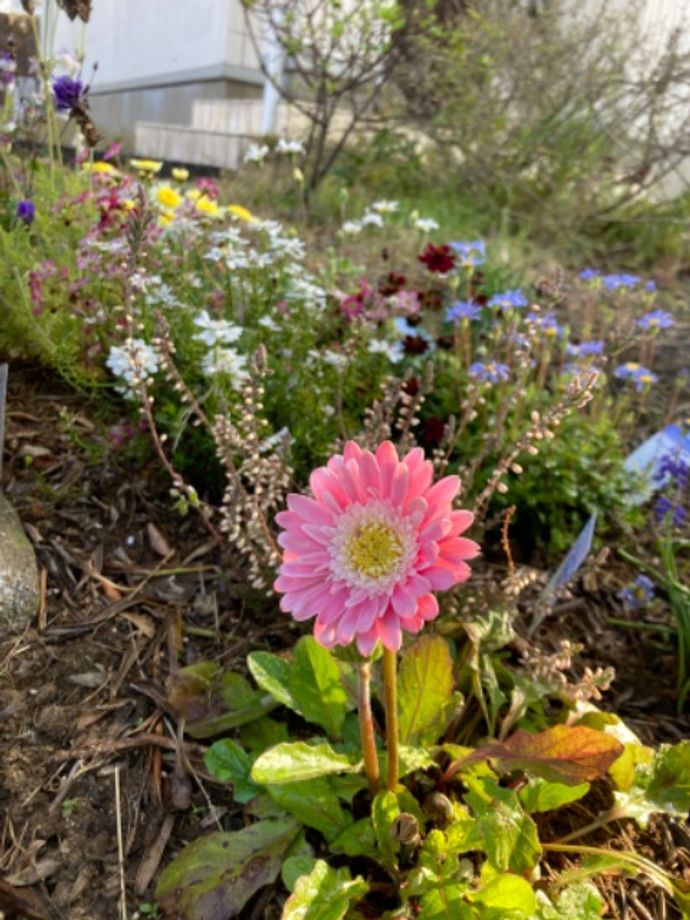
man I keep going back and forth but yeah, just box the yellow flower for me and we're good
[186,188,201,201]
[158,210,175,227]
[130,158,163,174]
[156,185,182,210]
[172,167,189,182]
[82,160,117,176]
[227,204,254,222]
[195,196,220,217]
[122,199,136,212]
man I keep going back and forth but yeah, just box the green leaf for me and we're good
[247,651,300,713]
[469,874,536,918]
[266,778,353,841]
[554,883,604,919]
[609,741,655,792]
[282,860,368,920]
[419,886,474,918]
[238,716,289,754]
[372,790,400,864]
[282,855,317,893]
[466,778,541,873]
[518,777,590,813]
[155,817,299,920]
[329,818,377,858]
[289,636,348,738]
[204,739,260,804]
[168,662,277,739]
[398,634,455,745]
[397,744,436,777]
[251,741,360,785]
[646,740,690,813]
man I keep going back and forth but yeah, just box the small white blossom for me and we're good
[414,217,440,233]
[372,199,398,214]
[258,315,280,332]
[193,310,242,346]
[361,211,384,228]
[368,338,404,363]
[276,137,305,155]
[201,347,249,387]
[244,142,269,164]
[341,220,363,235]
[322,349,348,369]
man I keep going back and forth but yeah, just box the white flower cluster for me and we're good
[368,338,404,363]
[106,338,159,397]
[276,137,305,156]
[414,217,439,233]
[193,310,242,346]
[339,199,400,236]
[244,142,269,164]
[201,347,249,387]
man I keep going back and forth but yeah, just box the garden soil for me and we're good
[0,366,688,920]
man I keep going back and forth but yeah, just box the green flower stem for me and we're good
[382,647,399,792]
[357,661,380,796]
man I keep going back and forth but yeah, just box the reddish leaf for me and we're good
[488,725,624,784]
[445,725,624,786]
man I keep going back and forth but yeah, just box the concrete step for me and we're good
[134,121,249,169]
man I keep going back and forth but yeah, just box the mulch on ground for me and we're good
[0,366,688,920]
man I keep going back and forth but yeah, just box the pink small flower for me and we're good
[274,441,480,655]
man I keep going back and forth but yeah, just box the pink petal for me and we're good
[378,611,403,651]
[343,441,363,462]
[420,565,457,590]
[449,509,474,536]
[356,626,380,657]
[277,531,322,553]
[405,573,432,597]
[302,524,335,546]
[376,441,399,466]
[337,605,361,644]
[407,460,433,503]
[420,517,452,543]
[287,493,333,526]
[417,593,439,621]
[403,446,424,471]
[318,588,350,626]
[391,584,416,618]
[390,463,410,509]
[314,620,338,647]
[424,476,460,514]
[439,536,481,562]
[358,450,381,496]
[356,596,382,633]
[274,574,323,593]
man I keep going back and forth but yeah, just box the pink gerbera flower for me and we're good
[274,441,480,655]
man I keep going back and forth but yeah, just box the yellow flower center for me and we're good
[346,522,403,579]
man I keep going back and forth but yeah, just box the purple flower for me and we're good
[450,240,486,268]
[637,310,674,331]
[52,74,85,111]
[644,280,657,292]
[618,574,655,608]
[469,360,510,384]
[526,311,564,338]
[614,362,657,391]
[488,288,528,310]
[654,496,687,528]
[16,199,35,226]
[602,273,640,291]
[566,340,605,358]
[447,300,481,322]
[654,453,690,490]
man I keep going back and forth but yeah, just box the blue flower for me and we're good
[469,360,510,384]
[614,362,657,391]
[450,240,486,268]
[566,340,605,358]
[446,300,481,322]
[654,496,687,528]
[618,574,655,608]
[579,268,601,281]
[644,280,657,292]
[52,75,85,111]
[488,288,528,310]
[602,273,640,291]
[637,310,674,331]
[526,311,564,338]
[15,199,35,226]
[654,453,690,490]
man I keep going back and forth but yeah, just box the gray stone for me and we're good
[0,492,39,634]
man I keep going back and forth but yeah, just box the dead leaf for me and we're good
[5,857,61,886]
[147,522,172,557]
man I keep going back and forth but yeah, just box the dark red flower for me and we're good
[403,335,429,356]
[422,417,447,448]
[436,335,456,350]
[418,244,455,274]
[378,272,407,297]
